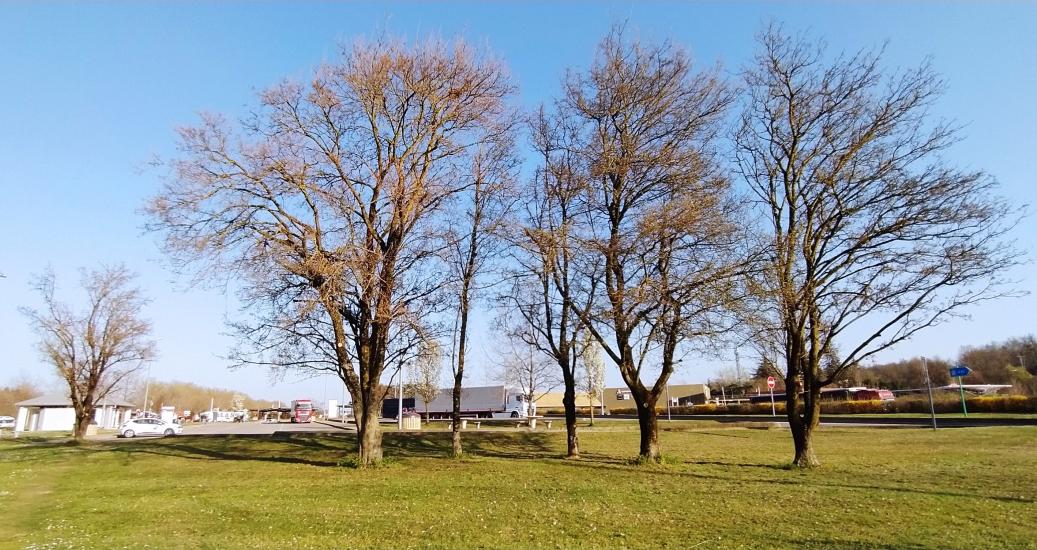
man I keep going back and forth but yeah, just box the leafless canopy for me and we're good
[735,25,1024,466]
[21,266,156,440]
[146,37,515,465]
[556,27,745,460]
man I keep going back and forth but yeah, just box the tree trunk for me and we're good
[357,404,383,466]
[452,289,471,459]
[787,386,821,468]
[635,397,660,462]
[451,381,462,458]
[72,406,91,442]
[562,380,579,458]
[588,395,595,427]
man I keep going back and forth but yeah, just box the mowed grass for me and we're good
[1,424,1035,550]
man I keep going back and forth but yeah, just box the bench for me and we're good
[513,419,553,430]
[447,418,481,430]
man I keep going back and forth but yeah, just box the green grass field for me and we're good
[1,423,1035,550]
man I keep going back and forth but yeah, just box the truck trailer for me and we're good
[385,385,532,419]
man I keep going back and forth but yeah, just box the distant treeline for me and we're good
[135,380,273,414]
[0,379,273,417]
[715,335,1037,396]
[0,381,40,416]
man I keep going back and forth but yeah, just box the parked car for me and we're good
[0,416,15,429]
[119,418,183,438]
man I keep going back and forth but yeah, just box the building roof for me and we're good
[603,384,710,410]
[16,393,136,408]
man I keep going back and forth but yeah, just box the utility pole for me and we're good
[734,349,742,383]
[666,385,671,421]
[922,357,937,430]
[397,363,404,431]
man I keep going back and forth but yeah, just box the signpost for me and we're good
[949,365,972,417]
[767,376,776,416]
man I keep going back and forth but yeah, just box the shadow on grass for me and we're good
[552,455,1035,504]
[105,434,351,468]
[766,536,930,550]
[15,431,1031,506]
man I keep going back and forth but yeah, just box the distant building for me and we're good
[534,392,595,412]
[14,393,135,434]
[603,384,711,412]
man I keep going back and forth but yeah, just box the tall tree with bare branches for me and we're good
[736,26,1023,467]
[147,37,515,466]
[558,28,744,462]
[500,107,596,458]
[446,132,518,458]
[21,266,156,441]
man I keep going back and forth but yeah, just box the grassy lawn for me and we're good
[1,424,1035,550]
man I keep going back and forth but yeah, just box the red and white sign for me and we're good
[767,376,776,389]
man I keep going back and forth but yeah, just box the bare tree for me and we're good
[20,266,156,441]
[146,37,514,466]
[410,339,443,419]
[736,26,1024,467]
[446,131,518,458]
[559,28,743,461]
[499,107,596,457]
[497,337,561,415]
[581,336,605,426]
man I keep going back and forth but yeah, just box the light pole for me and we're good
[397,362,405,431]
[142,365,152,415]
[921,357,937,430]
[665,385,671,421]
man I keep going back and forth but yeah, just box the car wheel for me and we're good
[511,411,518,418]
[123,429,135,438]
[163,429,175,437]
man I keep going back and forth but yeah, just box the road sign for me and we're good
[949,366,971,378]
[767,376,775,389]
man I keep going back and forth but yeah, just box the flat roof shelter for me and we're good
[603,384,711,412]
[14,393,135,435]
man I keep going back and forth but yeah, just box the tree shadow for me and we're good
[385,431,562,461]
[552,456,1035,504]
[106,434,345,467]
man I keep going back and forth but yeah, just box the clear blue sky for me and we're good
[1,2,1034,404]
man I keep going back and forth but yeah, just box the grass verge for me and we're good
[0,424,1034,549]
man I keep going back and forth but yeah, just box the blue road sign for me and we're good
[949,366,971,377]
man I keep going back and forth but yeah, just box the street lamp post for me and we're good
[921,357,937,430]
[397,362,405,431]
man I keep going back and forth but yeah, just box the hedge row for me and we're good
[607,395,1037,416]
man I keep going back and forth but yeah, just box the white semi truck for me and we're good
[392,385,533,419]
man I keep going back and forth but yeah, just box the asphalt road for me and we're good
[182,420,354,435]
[94,420,354,440]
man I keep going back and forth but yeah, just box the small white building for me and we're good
[14,393,136,434]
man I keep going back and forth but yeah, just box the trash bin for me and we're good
[401,412,421,430]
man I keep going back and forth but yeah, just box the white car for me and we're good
[0,416,15,429]
[119,418,183,438]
